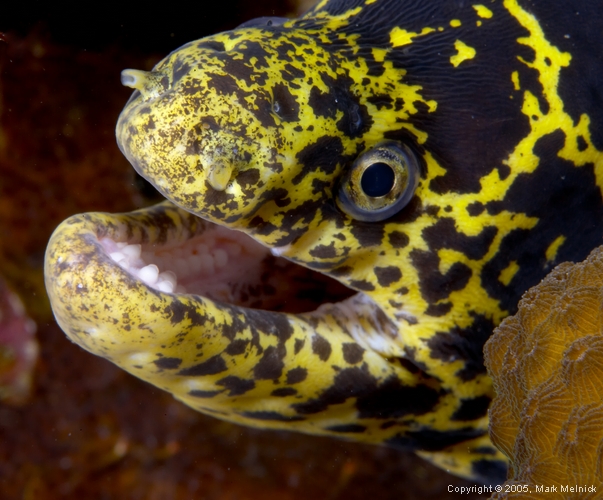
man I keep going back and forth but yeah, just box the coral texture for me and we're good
[485,246,603,498]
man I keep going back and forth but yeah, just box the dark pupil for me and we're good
[361,162,395,197]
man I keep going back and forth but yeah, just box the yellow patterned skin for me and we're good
[45,0,603,482]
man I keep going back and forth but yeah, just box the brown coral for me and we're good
[485,248,603,499]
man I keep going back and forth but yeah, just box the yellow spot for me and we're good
[473,5,493,19]
[450,40,476,67]
[476,20,482,27]
[366,0,377,4]
[450,19,462,28]
[390,26,435,48]
[511,71,520,91]
[499,261,520,286]
[545,235,566,263]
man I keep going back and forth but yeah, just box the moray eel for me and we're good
[45,0,603,483]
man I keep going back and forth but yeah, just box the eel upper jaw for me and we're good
[46,202,406,351]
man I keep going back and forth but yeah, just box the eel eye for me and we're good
[336,141,420,222]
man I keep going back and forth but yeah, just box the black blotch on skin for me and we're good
[271,387,297,397]
[241,411,305,422]
[206,73,242,97]
[216,376,255,396]
[451,396,491,421]
[424,302,453,317]
[246,308,294,343]
[251,93,277,128]
[350,222,385,247]
[577,135,588,151]
[254,344,286,380]
[326,424,367,433]
[178,355,227,376]
[225,339,249,356]
[331,265,353,276]
[197,40,226,52]
[342,343,364,364]
[293,338,305,355]
[410,249,472,303]
[387,196,423,224]
[466,202,485,216]
[272,83,299,122]
[427,314,495,381]
[386,427,485,452]
[260,187,290,207]
[349,280,375,291]
[356,378,440,419]
[188,389,222,398]
[497,163,511,180]
[219,311,247,342]
[222,57,254,86]
[293,136,344,185]
[272,198,326,246]
[280,63,306,81]
[239,40,271,69]
[237,169,260,189]
[309,242,338,259]
[293,366,440,418]
[172,60,191,85]
[153,357,182,369]
[403,347,434,375]
[367,94,394,109]
[422,218,497,261]
[388,231,409,248]
[374,266,402,287]
[311,334,332,361]
[286,367,307,384]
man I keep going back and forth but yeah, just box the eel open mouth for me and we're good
[96,202,355,314]
[45,193,425,445]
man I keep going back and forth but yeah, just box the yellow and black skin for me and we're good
[45,0,603,483]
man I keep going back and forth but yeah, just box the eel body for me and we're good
[45,0,603,483]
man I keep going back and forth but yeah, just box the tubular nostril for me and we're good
[121,69,168,101]
[121,69,150,91]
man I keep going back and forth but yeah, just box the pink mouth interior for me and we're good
[99,224,354,314]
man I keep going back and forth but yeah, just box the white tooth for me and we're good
[139,264,159,284]
[199,254,214,274]
[116,242,127,249]
[157,280,175,293]
[214,249,228,268]
[224,243,242,257]
[158,271,177,287]
[122,244,141,259]
[109,251,126,263]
